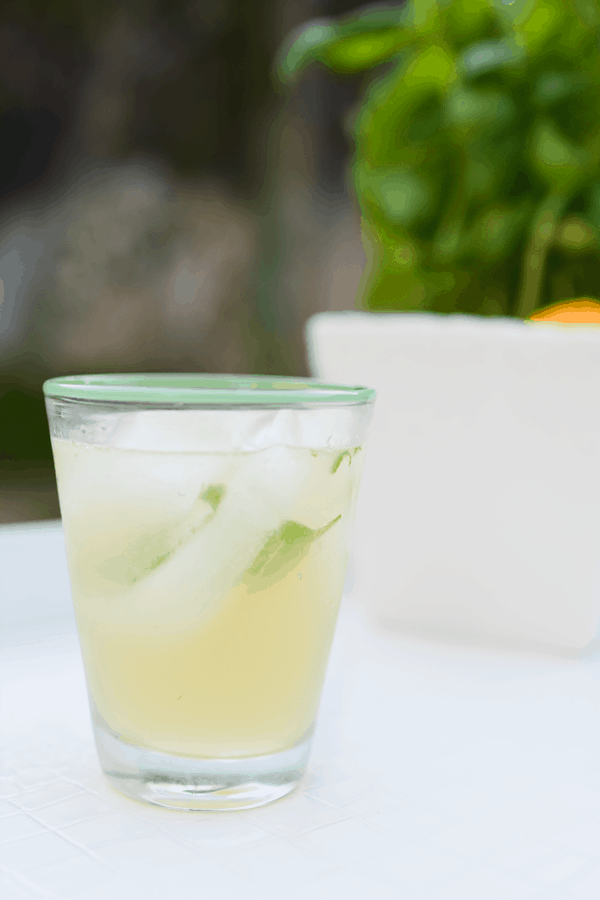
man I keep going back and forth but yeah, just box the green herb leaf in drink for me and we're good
[201,484,225,512]
[243,515,341,593]
[331,446,362,473]
[97,483,227,586]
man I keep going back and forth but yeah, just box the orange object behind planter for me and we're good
[529,299,600,323]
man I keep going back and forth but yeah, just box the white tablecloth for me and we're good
[2,521,600,899]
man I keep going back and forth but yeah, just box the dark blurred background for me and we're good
[0,0,372,524]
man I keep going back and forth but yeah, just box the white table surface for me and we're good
[3,522,600,900]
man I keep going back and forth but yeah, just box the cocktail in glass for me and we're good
[44,375,374,810]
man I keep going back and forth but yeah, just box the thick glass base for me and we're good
[93,724,311,811]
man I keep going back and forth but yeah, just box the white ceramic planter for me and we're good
[307,311,600,653]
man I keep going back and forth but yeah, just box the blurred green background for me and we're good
[0,0,366,523]
[3,0,600,524]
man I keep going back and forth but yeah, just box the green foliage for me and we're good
[279,0,600,317]
[277,8,410,80]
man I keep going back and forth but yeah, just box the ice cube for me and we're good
[108,405,374,453]
[95,446,340,633]
[110,409,285,453]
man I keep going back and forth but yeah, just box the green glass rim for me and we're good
[42,374,376,406]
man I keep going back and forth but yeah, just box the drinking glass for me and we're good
[44,374,375,810]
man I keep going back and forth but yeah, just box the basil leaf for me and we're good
[332,446,362,473]
[243,515,341,594]
[332,451,351,473]
[201,484,225,512]
[98,484,226,586]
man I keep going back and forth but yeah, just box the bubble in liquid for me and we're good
[297,573,302,580]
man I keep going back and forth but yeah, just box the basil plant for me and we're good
[279,0,600,317]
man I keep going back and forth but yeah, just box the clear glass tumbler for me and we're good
[44,374,375,810]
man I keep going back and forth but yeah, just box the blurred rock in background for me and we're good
[0,0,369,522]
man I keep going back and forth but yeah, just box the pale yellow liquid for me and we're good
[53,439,361,758]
